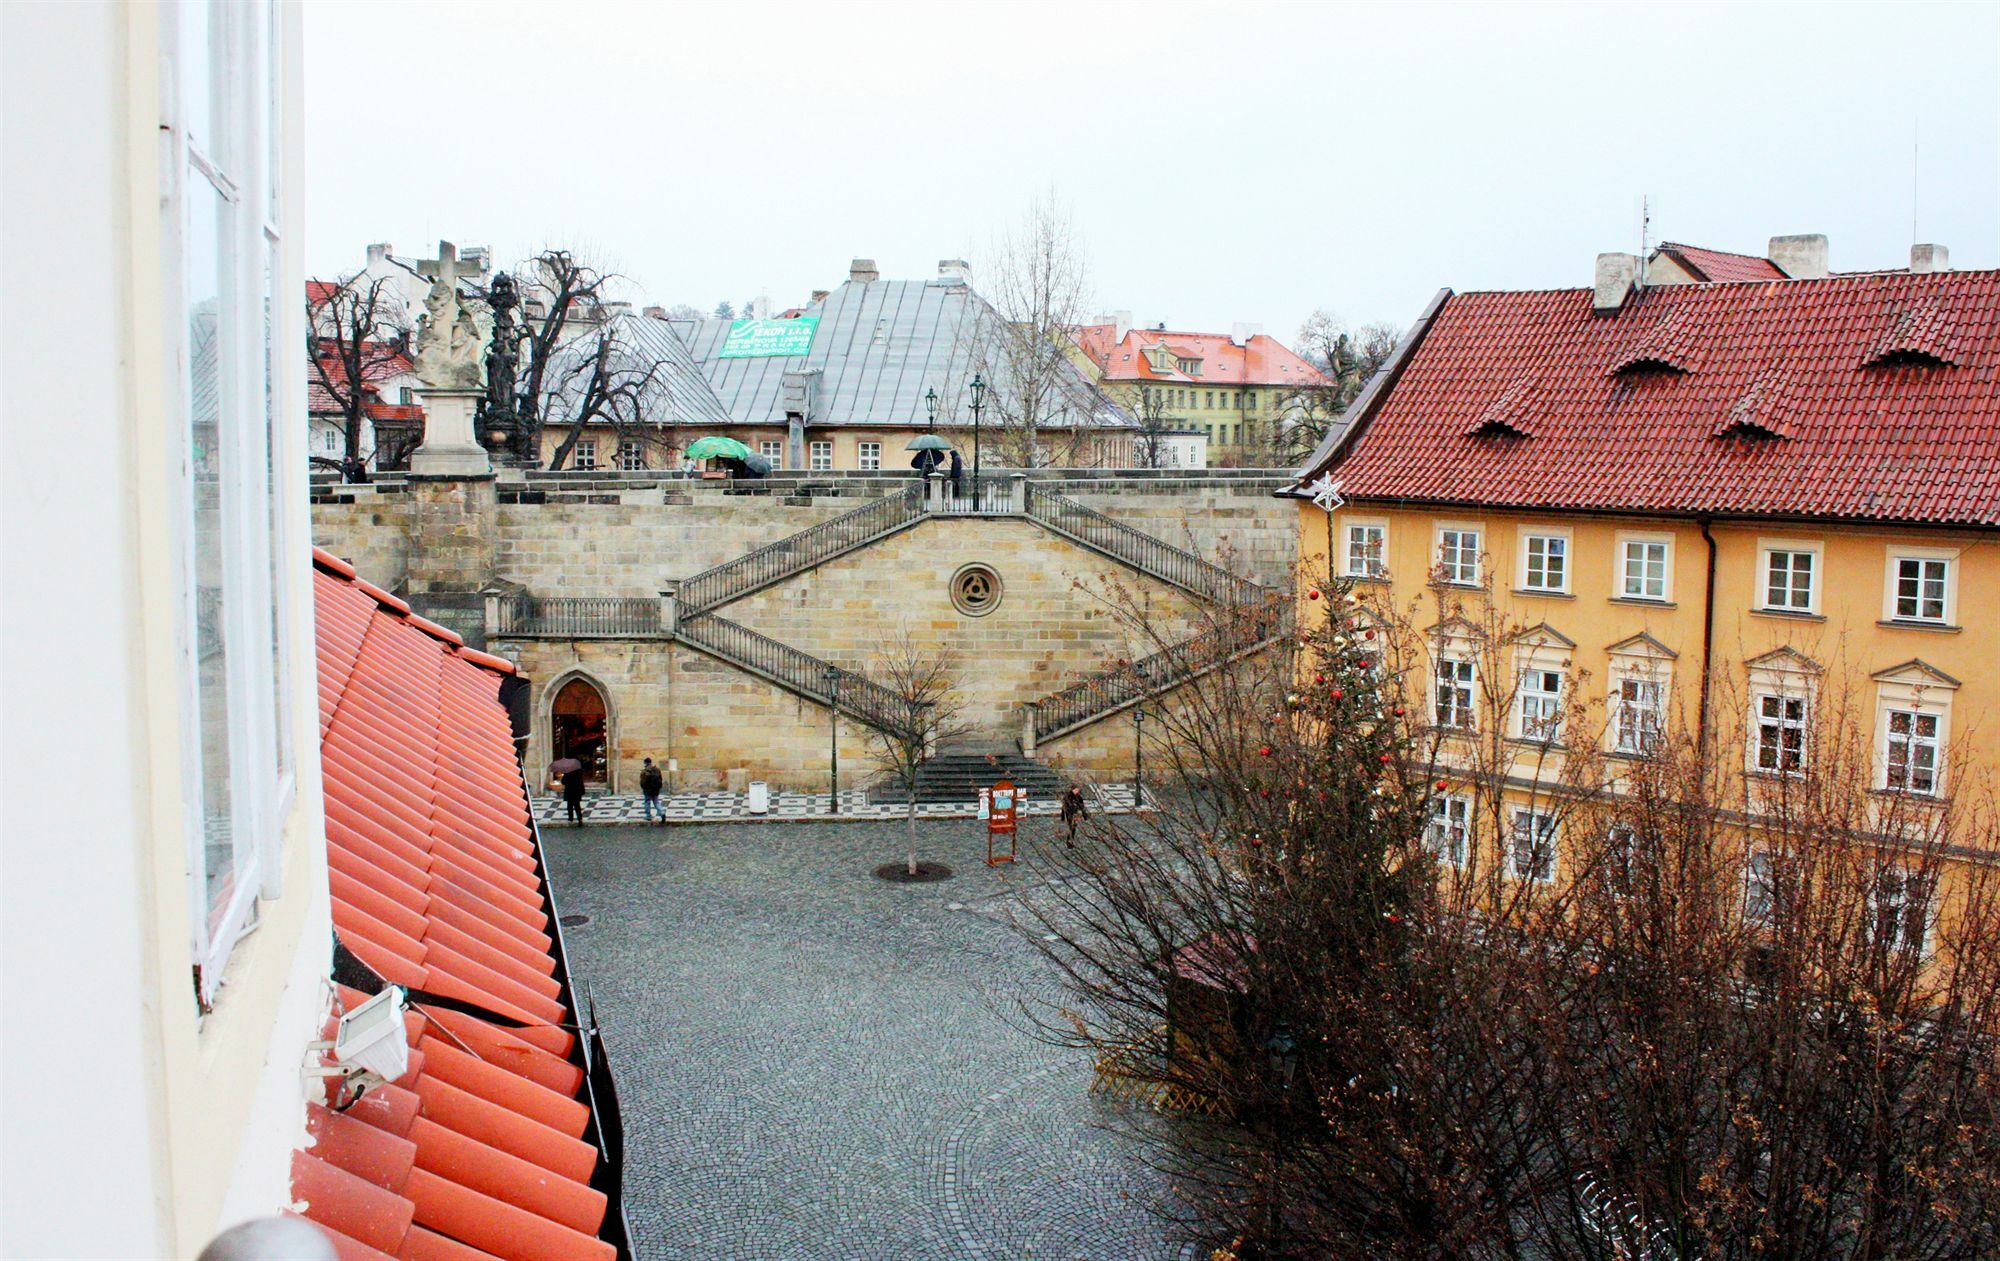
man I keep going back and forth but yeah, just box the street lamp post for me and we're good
[1132,706,1144,809]
[1264,1028,1299,1253]
[924,386,939,433]
[968,373,987,510]
[825,665,841,815]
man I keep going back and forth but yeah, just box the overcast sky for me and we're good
[304,0,1998,343]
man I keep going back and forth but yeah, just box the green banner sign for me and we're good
[718,316,818,359]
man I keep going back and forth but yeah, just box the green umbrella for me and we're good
[905,433,954,451]
[684,435,753,461]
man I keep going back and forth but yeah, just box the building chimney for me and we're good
[366,242,392,267]
[1768,234,1829,280]
[643,305,667,320]
[937,258,972,284]
[1230,322,1263,347]
[810,289,830,305]
[1593,253,1640,313]
[849,258,880,284]
[1910,243,1950,274]
[1114,310,1132,342]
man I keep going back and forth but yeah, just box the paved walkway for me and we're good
[533,783,1140,825]
[543,819,1190,1261]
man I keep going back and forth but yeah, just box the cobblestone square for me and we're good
[543,819,1191,1261]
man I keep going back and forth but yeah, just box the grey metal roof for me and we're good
[673,278,1132,431]
[540,312,734,429]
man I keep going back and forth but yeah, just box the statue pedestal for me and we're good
[409,389,492,478]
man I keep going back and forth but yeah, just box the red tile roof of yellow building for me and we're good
[1294,269,2000,527]
[1072,324,1330,387]
[1655,242,1788,283]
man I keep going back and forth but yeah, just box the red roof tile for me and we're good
[1297,271,2000,526]
[1071,324,1329,387]
[1656,241,1788,283]
[310,343,419,415]
[298,548,618,1261]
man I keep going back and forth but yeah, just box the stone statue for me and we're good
[478,271,523,452]
[413,278,487,390]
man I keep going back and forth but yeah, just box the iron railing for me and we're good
[1032,612,1284,740]
[677,612,921,740]
[1023,483,1264,605]
[934,476,1023,515]
[678,485,927,612]
[497,596,662,638]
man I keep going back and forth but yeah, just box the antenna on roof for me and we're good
[1637,194,1651,290]
[1911,118,1921,246]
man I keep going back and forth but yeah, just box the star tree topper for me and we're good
[1306,473,1345,512]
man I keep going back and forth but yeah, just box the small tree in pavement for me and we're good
[866,630,969,877]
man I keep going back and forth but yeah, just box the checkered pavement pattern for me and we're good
[533,783,1141,825]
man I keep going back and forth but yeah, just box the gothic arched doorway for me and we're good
[551,677,610,784]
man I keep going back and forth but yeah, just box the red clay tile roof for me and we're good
[1298,270,2000,527]
[1656,242,1788,283]
[310,344,419,416]
[1071,324,1330,387]
[297,549,618,1261]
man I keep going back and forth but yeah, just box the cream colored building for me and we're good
[1,3,329,1254]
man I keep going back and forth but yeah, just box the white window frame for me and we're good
[1882,546,1956,625]
[1872,665,1956,798]
[1883,708,1941,796]
[857,440,881,471]
[1517,667,1564,743]
[1613,675,1665,756]
[1344,518,1388,578]
[1427,793,1472,867]
[1616,532,1672,602]
[1435,523,1482,586]
[1869,866,1934,957]
[1757,538,1821,614]
[1519,528,1571,594]
[163,0,295,1007]
[573,438,598,471]
[615,439,645,471]
[759,439,783,468]
[1434,656,1475,730]
[1744,849,1777,926]
[1752,691,1809,776]
[1508,808,1558,884]
[809,439,833,471]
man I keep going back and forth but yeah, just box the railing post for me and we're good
[1009,472,1028,514]
[483,588,503,637]
[1021,702,1038,758]
[925,470,945,513]
[658,583,679,637]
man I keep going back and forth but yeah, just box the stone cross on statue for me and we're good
[414,240,477,292]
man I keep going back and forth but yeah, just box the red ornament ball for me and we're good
[1307,588,1322,601]
[1314,674,1325,684]
[1394,707,1405,717]
[1364,629,1376,640]
[1435,779,1448,791]
[1379,753,1393,763]
[1331,689,1344,700]
[1259,746,1273,757]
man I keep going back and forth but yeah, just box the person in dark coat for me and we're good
[561,764,587,824]
[948,448,964,498]
[639,757,666,825]
[1059,785,1088,845]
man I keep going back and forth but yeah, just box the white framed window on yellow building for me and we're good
[1746,649,1819,778]
[1427,793,1472,867]
[1756,537,1822,614]
[1606,633,1675,757]
[1881,545,1957,626]
[1508,808,1558,884]
[1616,532,1673,602]
[809,440,833,471]
[858,441,881,471]
[1434,656,1475,730]
[1435,522,1482,586]
[760,439,783,467]
[1518,527,1572,594]
[1869,867,1935,957]
[1871,660,1958,797]
[1344,519,1388,578]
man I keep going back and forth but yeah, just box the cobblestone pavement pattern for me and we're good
[544,819,1192,1261]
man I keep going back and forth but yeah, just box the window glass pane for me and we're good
[179,0,218,159]
[264,241,290,783]
[186,173,236,920]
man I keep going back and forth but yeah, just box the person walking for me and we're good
[948,448,964,500]
[560,763,587,824]
[1059,784,1088,846]
[639,756,666,825]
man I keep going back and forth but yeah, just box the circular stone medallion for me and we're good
[950,563,1002,617]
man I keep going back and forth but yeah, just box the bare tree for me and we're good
[865,629,970,877]
[662,302,703,322]
[1012,553,2000,1258]
[538,327,669,472]
[1279,310,1402,465]
[510,249,609,463]
[970,191,1106,468]
[306,274,413,480]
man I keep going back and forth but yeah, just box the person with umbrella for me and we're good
[551,755,587,823]
[683,435,755,479]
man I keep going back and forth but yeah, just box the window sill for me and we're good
[1609,596,1677,609]
[1603,748,1661,763]
[1506,737,1569,752]
[1750,607,1824,622]
[1511,587,1574,599]
[1867,786,1948,804]
[1877,619,1960,634]
[1344,573,1392,585]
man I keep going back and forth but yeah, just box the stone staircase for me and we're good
[677,484,928,613]
[869,748,1071,805]
[1026,606,1287,745]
